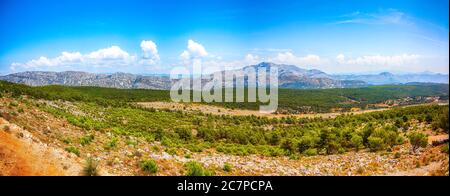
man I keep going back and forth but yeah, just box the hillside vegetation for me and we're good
[1,81,448,175]
[1,80,448,157]
[1,80,448,113]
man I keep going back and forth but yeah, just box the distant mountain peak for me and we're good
[379,72,394,76]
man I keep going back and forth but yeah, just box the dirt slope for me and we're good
[0,118,83,176]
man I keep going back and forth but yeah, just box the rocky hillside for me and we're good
[0,71,172,90]
[210,62,367,89]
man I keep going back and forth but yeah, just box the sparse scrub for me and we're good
[105,137,118,149]
[140,159,158,174]
[350,134,363,151]
[223,162,233,172]
[303,148,318,156]
[65,146,80,156]
[80,134,94,146]
[185,161,213,176]
[367,136,385,152]
[82,157,99,176]
[408,132,428,153]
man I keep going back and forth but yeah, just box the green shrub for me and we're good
[367,136,385,152]
[140,159,158,174]
[105,137,118,149]
[184,161,213,176]
[65,146,80,156]
[350,134,363,151]
[280,138,296,153]
[175,127,193,141]
[436,107,449,133]
[297,134,319,153]
[165,147,178,156]
[303,148,318,156]
[80,134,94,146]
[289,154,300,160]
[408,132,428,152]
[62,138,72,144]
[223,162,232,172]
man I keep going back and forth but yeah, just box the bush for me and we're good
[223,162,233,172]
[367,136,385,152]
[80,134,94,146]
[297,134,319,153]
[82,157,99,176]
[303,148,318,156]
[105,137,118,149]
[175,127,193,141]
[165,147,178,156]
[408,132,428,152]
[435,108,449,133]
[280,138,296,153]
[140,159,158,174]
[371,128,399,147]
[350,134,363,151]
[184,161,213,176]
[65,146,80,156]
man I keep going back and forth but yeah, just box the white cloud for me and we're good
[180,50,190,60]
[86,46,131,60]
[268,52,322,66]
[180,39,208,60]
[244,54,260,64]
[10,43,160,73]
[140,40,160,62]
[336,54,421,66]
[336,54,346,64]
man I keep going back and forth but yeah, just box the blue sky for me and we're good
[0,0,448,74]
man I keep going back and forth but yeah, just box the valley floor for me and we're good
[137,101,448,119]
[0,97,448,176]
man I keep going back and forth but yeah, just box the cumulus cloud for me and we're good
[268,52,322,66]
[86,46,131,60]
[10,42,161,73]
[140,40,160,63]
[244,54,261,64]
[180,39,208,60]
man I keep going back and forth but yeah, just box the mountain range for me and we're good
[0,62,448,90]
[333,72,449,85]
